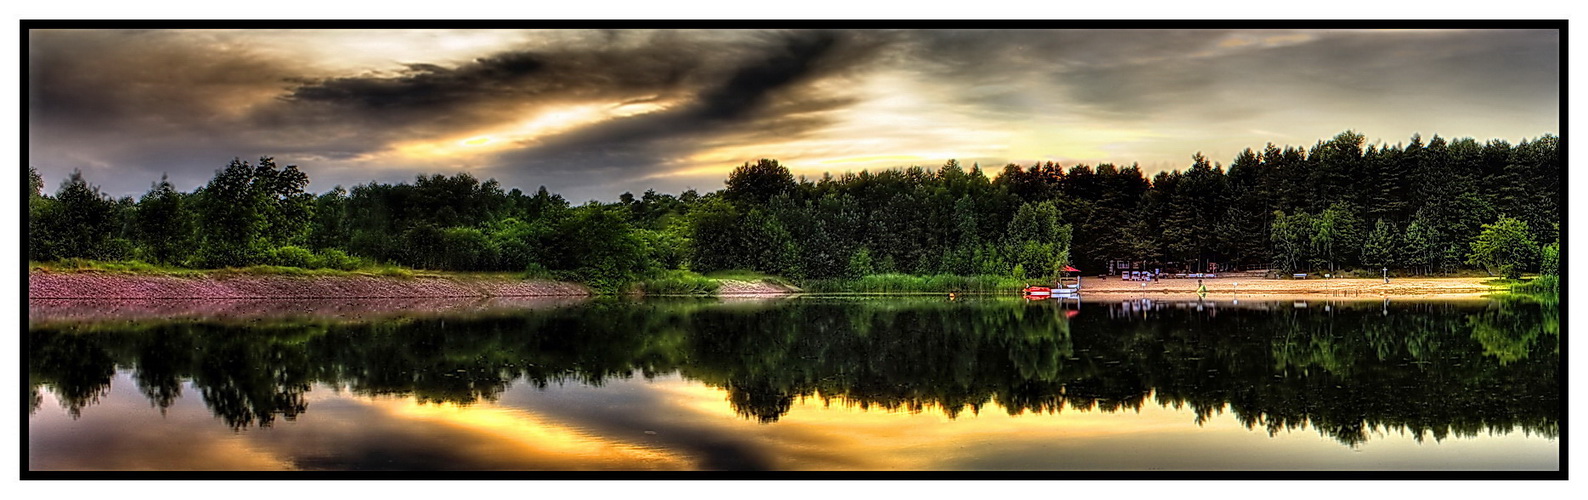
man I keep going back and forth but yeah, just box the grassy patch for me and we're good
[800,273,1026,294]
[30,259,204,276]
[1511,274,1559,296]
[29,258,436,279]
[363,265,417,279]
[1484,277,1528,287]
[638,270,722,296]
[222,265,319,276]
[703,269,792,285]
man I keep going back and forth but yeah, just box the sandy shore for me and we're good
[1073,275,1499,300]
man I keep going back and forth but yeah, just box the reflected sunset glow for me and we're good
[370,396,692,470]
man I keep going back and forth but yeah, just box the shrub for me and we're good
[266,246,317,269]
[315,248,360,271]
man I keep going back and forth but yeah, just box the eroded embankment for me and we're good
[27,271,591,299]
[27,296,594,325]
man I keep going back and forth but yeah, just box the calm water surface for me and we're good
[27,296,1559,472]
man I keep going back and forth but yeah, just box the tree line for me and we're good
[26,130,1560,287]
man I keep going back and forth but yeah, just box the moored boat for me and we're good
[1022,266,1083,297]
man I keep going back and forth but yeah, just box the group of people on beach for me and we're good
[1121,270,1160,282]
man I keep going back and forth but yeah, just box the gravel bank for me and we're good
[28,270,591,299]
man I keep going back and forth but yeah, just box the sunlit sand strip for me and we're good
[368,397,693,470]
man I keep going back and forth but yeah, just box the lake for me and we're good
[26,295,1560,474]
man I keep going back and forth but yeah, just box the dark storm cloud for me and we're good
[273,31,708,130]
[274,29,875,133]
[481,30,882,192]
[27,30,322,193]
[29,30,290,132]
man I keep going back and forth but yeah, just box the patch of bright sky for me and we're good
[370,99,679,170]
[674,69,1014,180]
[203,29,545,73]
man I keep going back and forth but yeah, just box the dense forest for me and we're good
[26,130,1561,289]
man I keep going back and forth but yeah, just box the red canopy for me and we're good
[1064,265,1082,273]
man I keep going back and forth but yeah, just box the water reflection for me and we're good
[28,295,1559,470]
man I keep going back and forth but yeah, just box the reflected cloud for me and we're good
[29,375,294,471]
[364,396,692,470]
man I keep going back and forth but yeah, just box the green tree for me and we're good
[724,159,796,206]
[1005,200,1072,279]
[485,217,552,272]
[685,197,746,273]
[1359,219,1398,269]
[1539,240,1559,277]
[544,204,654,291]
[47,170,122,260]
[848,247,876,277]
[1467,216,1539,279]
[28,166,60,261]
[307,187,350,251]
[1270,210,1313,273]
[439,227,497,271]
[195,157,313,267]
[1310,203,1361,273]
[1400,216,1441,275]
[133,175,196,265]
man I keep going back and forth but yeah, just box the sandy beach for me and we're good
[1072,275,1499,300]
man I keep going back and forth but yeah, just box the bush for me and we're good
[315,248,361,271]
[266,246,317,269]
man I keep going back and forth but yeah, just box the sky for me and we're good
[26,27,1561,202]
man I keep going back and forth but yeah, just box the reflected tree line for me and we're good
[29,297,1556,444]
